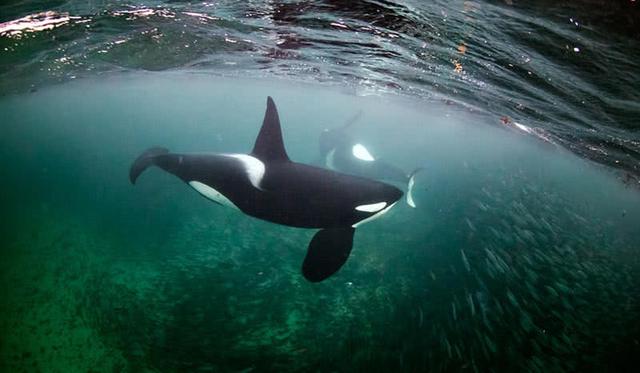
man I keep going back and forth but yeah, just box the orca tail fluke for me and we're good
[129,147,169,184]
[302,227,355,282]
[406,167,423,208]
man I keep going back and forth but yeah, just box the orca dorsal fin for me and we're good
[251,97,290,162]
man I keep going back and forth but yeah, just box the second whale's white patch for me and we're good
[355,201,387,212]
[189,181,239,210]
[352,143,375,161]
[325,148,336,170]
[225,154,265,190]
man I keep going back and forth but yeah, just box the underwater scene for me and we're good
[1,1,639,372]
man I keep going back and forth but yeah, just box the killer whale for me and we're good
[319,113,421,208]
[130,97,403,282]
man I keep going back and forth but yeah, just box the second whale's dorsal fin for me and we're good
[251,96,290,162]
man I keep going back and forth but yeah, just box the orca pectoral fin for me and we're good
[302,227,355,282]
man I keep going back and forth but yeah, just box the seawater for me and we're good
[2,0,640,371]
[0,74,639,372]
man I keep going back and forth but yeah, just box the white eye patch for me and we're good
[352,143,375,161]
[352,202,397,228]
[355,201,387,212]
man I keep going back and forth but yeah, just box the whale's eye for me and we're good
[355,201,387,212]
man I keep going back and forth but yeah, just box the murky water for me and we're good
[1,1,640,372]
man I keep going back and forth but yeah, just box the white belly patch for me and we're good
[189,181,239,210]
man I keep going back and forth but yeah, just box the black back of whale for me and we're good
[149,153,400,228]
[130,97,403,282]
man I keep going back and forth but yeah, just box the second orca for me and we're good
[319,112,422,208]
[130,97,403,282]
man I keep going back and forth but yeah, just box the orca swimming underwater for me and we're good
[130,97,403,282]
[319,113,421,208]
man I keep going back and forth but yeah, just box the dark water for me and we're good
[1,1,640,372]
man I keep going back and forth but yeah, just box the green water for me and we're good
[1,74,639,372]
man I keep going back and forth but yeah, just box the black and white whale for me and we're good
[319,113,421,208]
[130,97,403,282]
